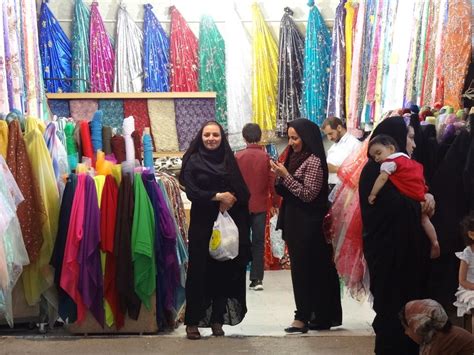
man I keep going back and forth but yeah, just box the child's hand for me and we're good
[368,194,376,205]
[430,241,440,259]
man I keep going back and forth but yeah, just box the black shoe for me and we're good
[308,322,331,331]
[249,280,263,290]
[284,326,308,334]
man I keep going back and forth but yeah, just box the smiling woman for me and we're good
[201,123,222,150]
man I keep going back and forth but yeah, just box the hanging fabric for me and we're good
[89,1,114,92]
[302,0,331,126]
[148,99,179,151]
[143,4,170,92]
[0,6,8,113]
[169,6,198,92]
[277,7,305,137]
[38,1,72,93]
[98,99,124,132]
[123,99,151,137]
[252,3,278,138]
[114,4,143,93]
[223,3,251,150]
[44,121,70,197]
[0,120,8,158]
[344,1,356,118]
[199,15,227,131]
[71,0,90,92]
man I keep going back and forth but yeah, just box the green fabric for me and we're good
[198,15,227,130]
[131,173,156,309]
[71,0,90,92]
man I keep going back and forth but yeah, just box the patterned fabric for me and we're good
[252,3,278,134]
[169,6,198,92]
[174,98,215,151]
[89,2,114,92]
[71,0,90,92]
[98,99,124,132]
[148,99,179,151]
[48,100,70,118]
[123,99,151,136]
[0,120,7,158]
[280,154,323,203]
[199,16,227,131]
[70,99,98,122]
[344,1,355,118]
[0,7,8,114]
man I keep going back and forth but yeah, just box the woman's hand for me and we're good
[270,160,289,178]
[216,192,237,212]
[421,193,435,217]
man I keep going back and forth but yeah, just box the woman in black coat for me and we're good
[271,118,342,333]
[359,116,435,354]
[179,121,251,340]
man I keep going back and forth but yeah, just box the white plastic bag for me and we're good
[269,215,285,259]
[209,211,239,261]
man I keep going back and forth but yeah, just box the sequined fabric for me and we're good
[148,99,179,152]
[98,99,124,132]
[71,0,90,92]
[70,99,98,122]
[48,99,70,118]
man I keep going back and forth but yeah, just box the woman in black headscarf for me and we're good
[359,116,435,354]
[271,118,342,333]
[179,121,251,340]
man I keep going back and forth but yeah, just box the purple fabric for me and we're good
[174,98,216,151]
[78,175,104,327]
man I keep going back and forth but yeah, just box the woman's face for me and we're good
[406,126,416,157]
[288,127,303,153]
[202,124,222,150]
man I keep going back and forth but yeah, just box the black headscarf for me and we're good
[180,121,250,203]
[286,118,328,199]
[370,116,408,155]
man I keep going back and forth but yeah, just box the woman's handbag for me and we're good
[209,211,239,261]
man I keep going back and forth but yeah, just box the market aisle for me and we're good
[173,269,375,337]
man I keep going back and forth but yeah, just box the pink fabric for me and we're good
[70,99,98,122]
[60,174,87,323]
[89,2,114,92]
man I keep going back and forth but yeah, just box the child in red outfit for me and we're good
[368,134,440,259]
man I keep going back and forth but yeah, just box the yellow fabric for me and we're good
[22,118,59,306]
[96,150,113,176]
[251,3,278,134]
[345,2,355,117]
[0,120,8,158]
[147,99,179,152]
[112,165,122,186]
[93,174,114,327]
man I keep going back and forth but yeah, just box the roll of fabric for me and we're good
[64,122,78,170]
[110,135,126,163]
[48,100,71,118]
[0,120,8,158]
[148,99,179,151]
[102,126,113,155]
[74,123,83,163]
[174,98,215,151]
[143,133,154,171]
[132,131,142,164]
[122,116,135,163]
[70,99,98,122]
[90,110,103,153]
[98,99,124,132]
[80,120,94,161]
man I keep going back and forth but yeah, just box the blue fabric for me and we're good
[143,133,154,171]
[90,110,103,152]
[302,4,332,125]
[38,2,72,93]
[143,4,170,92]
[48,100,70,118]
[98,99,124,133]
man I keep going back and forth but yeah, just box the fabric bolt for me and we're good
[123,99,151,137]
[90,110,103,153]
[70,99,98,122]
[71,0,90,92]
[421,1,439,107]
[64,122,78,170]
[431,0,448,106]
[3,0,24,111]
[102,126,113,155]
[89,2,114,92]
[114,173,141,320]
[277,7,305,137]
[110,135,126,163]
[442,0,471,109]
[6,120,46,263]
[38,1,72,93]
[51,174,78,323]
[48,100,70,118]
[252,3,278,134]
[326,1,346,120]
[174,98,216,151]
[0,120,8,157]
[22,118,60,307]
[223,4,252,150]
[132,131,142,164]
[123,116,136,163]
[169,6,198,92]
[147,99,179,151]
[98,99,124,132]
[114,4,143,93]
[73,123,83,166]
[143,134,154,171]
[344,1,355,117]
[199,15,227,131]
[143,4,170,92]
[0,8,9,114]
[132,173,156,309]
[44,122,70,196]
[80,120,94,161]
